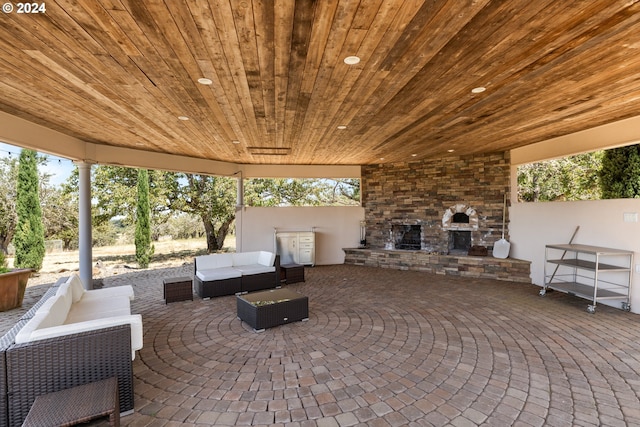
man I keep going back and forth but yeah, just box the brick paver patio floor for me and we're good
[4,264,640,426]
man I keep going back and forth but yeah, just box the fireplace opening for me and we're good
[449,230,471,254]
[452,212,469,224]
[442,204,477,255]
[393,225,421,250]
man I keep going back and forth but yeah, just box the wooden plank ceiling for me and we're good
[1,0,640,165]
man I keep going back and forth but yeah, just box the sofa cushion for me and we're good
[65,295,132,324]
[68,274,85,303]
[43,291,72,328]
[233,264,276,276]
[232,252,261,267]
[196,253,234,270]
[197,267,242,282]
[257,251,276,267]
[14,311,49,344]
[55,280,72,301]
[30,291,60,314]
[14,293,71,344]
[81,285,135,302]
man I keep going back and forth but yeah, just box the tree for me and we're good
[89,166,235,253]
[323,178,360,205]
[244,178,361,206]
[0,156,18,254]
[13,149,45,270]
[599,144,640,199]
[135,169,154,268]
[2,152,77,251]
[517,152,603,202]
[42,181,79,250]
[91,166,172,229]
[167,174,236,253]
[245,178,321,206]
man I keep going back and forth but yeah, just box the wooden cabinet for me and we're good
[275,231,315,266]
[540,244,633,313]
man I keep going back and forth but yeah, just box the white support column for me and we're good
[76,162,93,290]
[235,172,244,252]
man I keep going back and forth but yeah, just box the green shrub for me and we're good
[0,251,8,273]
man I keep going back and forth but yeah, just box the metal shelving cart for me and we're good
[540,243,634,314]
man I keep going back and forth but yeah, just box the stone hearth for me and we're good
[343,248,531,283]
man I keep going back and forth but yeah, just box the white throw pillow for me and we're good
[40,292,72,328]
[68,274,85,303]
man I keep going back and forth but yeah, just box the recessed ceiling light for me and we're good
[411,154,417,157]
[447,149,455,153]
[337,125,347,130]
[471,86,486,94]
[178,116,190,121]
[198,78,213,85]
[344,56,360,65]
[231,140,240,144]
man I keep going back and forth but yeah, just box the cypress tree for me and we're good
[14,149,45,271]
[135,168,154,268]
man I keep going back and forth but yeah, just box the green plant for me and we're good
[14,149,45,271]
[599,144,640,199]
[135,169,154,268]
[0,251,8,273]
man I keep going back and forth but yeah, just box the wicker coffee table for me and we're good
[237,288,308,332]
[22,377,119,426]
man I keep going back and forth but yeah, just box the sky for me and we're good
[0,142,75,186]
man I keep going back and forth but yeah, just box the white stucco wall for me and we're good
[236,206,365,265]
[510,199,640,313]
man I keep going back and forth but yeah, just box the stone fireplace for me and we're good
[345,152,530,282]
[360,152,510,254]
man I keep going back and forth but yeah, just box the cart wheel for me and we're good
[587,305,596,314]
[622,302,631,312]
[539,289,546,296]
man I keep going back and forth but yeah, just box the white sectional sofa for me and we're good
[14,274,142,360]
[194,251,280,298]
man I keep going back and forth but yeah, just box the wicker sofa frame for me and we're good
[194,255,281,298]
[0,281,135,427]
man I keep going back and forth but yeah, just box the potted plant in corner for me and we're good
[0,250,32,312]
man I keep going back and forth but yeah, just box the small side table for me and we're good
[23,377,120,426]
[281,264,305,284]
[163,276,193,303]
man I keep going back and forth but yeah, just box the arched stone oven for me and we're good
[442,204,478,254]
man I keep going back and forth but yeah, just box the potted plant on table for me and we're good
[0,250,33,312]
